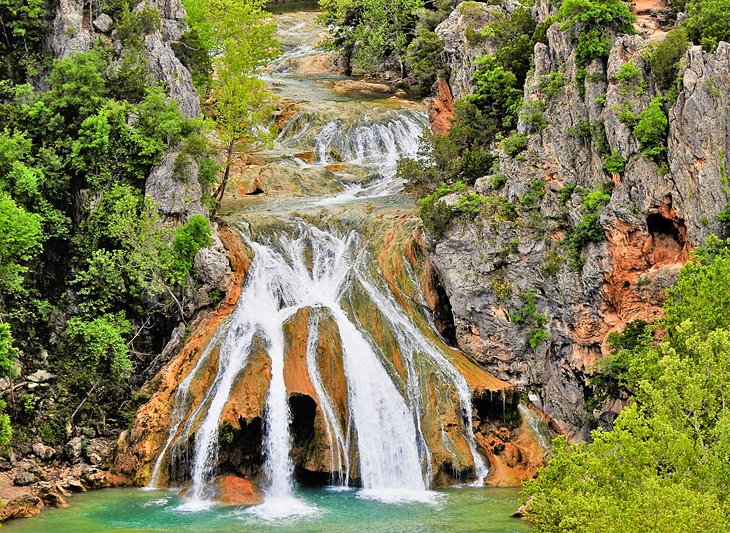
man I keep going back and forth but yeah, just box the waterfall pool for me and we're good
[5,486,531,532]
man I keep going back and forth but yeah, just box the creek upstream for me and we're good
[7,11,536,532]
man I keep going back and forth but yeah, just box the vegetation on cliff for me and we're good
[522,238,730,530]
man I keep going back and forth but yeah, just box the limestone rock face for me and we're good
[436,1,524,100]
[49,0,93,57]
[429,9,730,438]
[145,150,205,219]
[669,43,730,241]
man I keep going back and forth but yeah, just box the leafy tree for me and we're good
[649,27,690,92]
[320,0,424,76]
[0,192,42,298]
[522,237,730,530]
[0,0,49,81]
[189,0,279,213]
[406,29,447,96]
[685,0,730,53]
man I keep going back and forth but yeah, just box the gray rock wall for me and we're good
[429,4,730,438]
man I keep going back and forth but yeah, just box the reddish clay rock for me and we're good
[428,78,455,136]
[215,474,263,505]
[111,225,250,485]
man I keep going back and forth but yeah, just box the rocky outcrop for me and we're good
[47,0,200,118]
[145,150,205,219]
[428,6,730,437]
[49,0,93,58]
[436,1,524,100]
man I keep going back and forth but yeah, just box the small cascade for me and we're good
[147,323,228,488]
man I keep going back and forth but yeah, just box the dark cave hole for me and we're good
[646,212,685,264]
[246,187,264,195]
[289,393,316,446]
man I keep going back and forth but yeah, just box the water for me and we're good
[5,487,530,532]
[9,9,535,531]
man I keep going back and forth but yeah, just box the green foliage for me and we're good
[479,7,537,85]
[467,55,522,129]
[557,0,635,96]
[0,193,43,296]
[685,0,730,53]
[510,290,550,349]
[522,238,730,530]
[491,174,508,189]
[615,60,647,95]
[63,314,132,383]
[602,149,626,174]
[561,184,611,267]
[0,0,49,82]
[538,71,565,97]
[633,97,668,162]
[520,100,548,132]
[320,0,423,76]
[559,181,577,205]
[0,41,217,436]
[405,29,447,96]
[501,132,528,156]
[520,177,547,208]
[649,27,690,92]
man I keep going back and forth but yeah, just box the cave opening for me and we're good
[289,393,316,446]
[646,212,686,265]
[246,187,264,195]
[216,416,265,480]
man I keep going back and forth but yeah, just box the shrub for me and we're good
[615,60,647,95]
[510,290,550,349]
[685,0,730,53]
[501,133,528,156]
[406,29,447,96]
[539,71,565,97]
[649,27,690,92]
[602,150,626,174]
[467,54,523,128]
[491,174,508,189]
[633,97,668,162]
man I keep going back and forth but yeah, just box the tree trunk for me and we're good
[211,140,235,217]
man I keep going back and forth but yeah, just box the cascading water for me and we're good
[145,10,501,519]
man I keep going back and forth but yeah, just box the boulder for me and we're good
[0,495,43,520]
[215,475,263,505]
[64,437,84,464]
[32,442,55,461]
[92,13,114,33]
[145,150,205,219]
[13,470,37,486]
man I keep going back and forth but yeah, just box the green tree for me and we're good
[191,0,279,213]
[685,0,730,53]
[522,237,730,530]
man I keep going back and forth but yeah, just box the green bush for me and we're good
[633,97,668,162]
[405,29,447,96]
[539,71,565,97]
[501,132,528,156]
[685,0,730,53]
[467,54,523,128]
[510,290,550,349]
[649,27,690,92]
[602,150,626,174]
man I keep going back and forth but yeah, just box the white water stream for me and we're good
[147,11,491,519]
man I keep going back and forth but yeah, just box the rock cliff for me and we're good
[428,1,730,438]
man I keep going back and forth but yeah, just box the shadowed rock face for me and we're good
[427,1,730,439]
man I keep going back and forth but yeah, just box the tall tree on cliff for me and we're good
[183,0,279,213]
